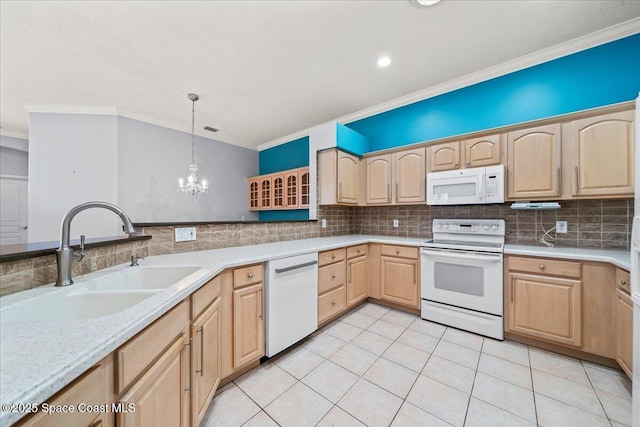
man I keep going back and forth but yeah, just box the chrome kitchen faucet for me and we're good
[55,201,136,286]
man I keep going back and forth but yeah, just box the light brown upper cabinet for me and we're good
[427,141,460,172]
[259,176,272,209]
[464,134,501,168]
[507,124,562,199]
[299,168,310,208]
[248,177,259,211]
[249,166,309,211]
[364,147,425,205]
[570,110,634,197]
[319,149,360,205]
[394,148,426,203]
[284,170,299,208]
[365,154,392,204]
[272,174,285,209]
[427,136,501,172]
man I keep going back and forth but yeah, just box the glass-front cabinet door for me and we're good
[272,174,284,209]
[259,177,272,209]
[300,168,310,208]
[285,171,298,208]
[248,178,259,210]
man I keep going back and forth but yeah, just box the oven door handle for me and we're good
[420,248,502,262]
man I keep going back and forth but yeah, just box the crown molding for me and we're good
[258,17,640,151]
[23,104,119,115]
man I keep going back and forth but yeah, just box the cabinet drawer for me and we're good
[318,285,347,324]
[380,245,418,259]
[318,261,345,294]
[347,244,368,259]
[116,300,189,394]
[616,268,631,294]
[192,275,221,319]
[507,256,581,278]
[16,365,104,427]
[319,248,346,267]
[234,264,263,288]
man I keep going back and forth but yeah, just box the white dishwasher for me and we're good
[265,252,318,357]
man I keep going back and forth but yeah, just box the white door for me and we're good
[0,176,28,245]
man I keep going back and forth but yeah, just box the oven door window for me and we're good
[434,262,484,296]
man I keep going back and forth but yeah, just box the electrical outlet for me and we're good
[321,219,327,229]
[393,219,399,228]
[556,221,568,234]
[175,226,196,242]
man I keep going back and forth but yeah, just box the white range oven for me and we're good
[421,219,505,340]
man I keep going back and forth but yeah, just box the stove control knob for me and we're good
[445,225,450,230]
[483,224,490,230]
[491,224,499,230]
[437,224,443,229]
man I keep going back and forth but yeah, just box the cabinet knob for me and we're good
[396,250,400,254]
[331,301,336,307]
[621,280,629,286]
[332,274,336,280]
[248,273,254,279]
[454,162,459,167]
[539,265,545,270]
[466,161,470,165]
[331,255,336,260]
[357,250,361,254]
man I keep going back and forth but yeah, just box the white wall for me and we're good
[28,113,120,242]
[117,117,258,222]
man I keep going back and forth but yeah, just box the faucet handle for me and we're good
[80,235,85,251]
[131,254,145,266]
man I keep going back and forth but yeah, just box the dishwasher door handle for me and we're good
[274,260,318,274]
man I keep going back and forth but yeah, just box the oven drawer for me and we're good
[381,245,418,259]
[507,256,581,279]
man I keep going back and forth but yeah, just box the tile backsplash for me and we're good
[354,199,633,250]
[0,206,355,296]
[0,200,632,297]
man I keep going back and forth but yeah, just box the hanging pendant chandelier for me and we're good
[178,93,208,199]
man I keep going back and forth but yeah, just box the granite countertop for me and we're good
[0,235,629,425]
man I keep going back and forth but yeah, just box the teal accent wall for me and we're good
[336,123,370,155]
[258,136,310,220]
[259,136,309,174]
[258,210,309,221]
[347,34,640,151]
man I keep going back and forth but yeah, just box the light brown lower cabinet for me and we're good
[233,282,264,370]
[616,289,633,377]
[117,333,191,427]
[506,272,582,347]
[380,253,419,309]
[191,297,222,427]
[346,247,367,308]
[15,364,108,427]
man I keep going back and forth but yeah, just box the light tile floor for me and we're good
[203,303,633,427]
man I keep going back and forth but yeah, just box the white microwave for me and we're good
[427,165,504,205]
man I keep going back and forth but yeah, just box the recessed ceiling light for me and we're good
[377,56,391,67]
[415,0,441,6]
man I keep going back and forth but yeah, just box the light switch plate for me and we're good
[393,219,399,228]
[175,226,196,242]
[556,221,568,234]
[321,219,327,229]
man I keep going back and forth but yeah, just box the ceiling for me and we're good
[1,1,639,150]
